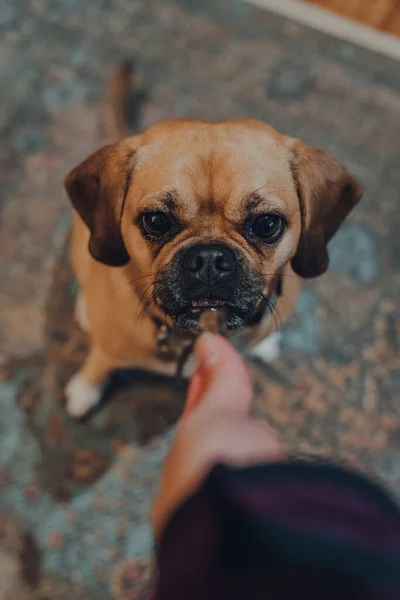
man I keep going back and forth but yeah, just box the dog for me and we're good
[64,65,362,418]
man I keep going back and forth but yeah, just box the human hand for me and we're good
[152,333,283,538]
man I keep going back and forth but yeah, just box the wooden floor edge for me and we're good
[240,0,400,61]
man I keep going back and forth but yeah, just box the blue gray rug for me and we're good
[1,0,400,597]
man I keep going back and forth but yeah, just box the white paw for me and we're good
[65,373,103,418]
[74,293,90,333]
[250,332,281,363]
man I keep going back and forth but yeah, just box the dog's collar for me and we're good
[153,319,173,356]
[151,315,195,381]
[152,316,194,359]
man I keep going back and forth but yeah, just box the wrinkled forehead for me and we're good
[129,122,297,218]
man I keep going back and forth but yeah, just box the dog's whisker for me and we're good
[138,285,155,309]
[113,273,156,293]
[266,283,297,313]
[271,303,283,332]
[275,292,296,312]
[134,280,158,293]
[139,290,158,323]
[136,280,163,322]
[256,290,283,334]
[135,284,155,317]
[127,278,163,312]
[267,301,282,334]
[120,280,154,303]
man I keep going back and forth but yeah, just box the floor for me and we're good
[304,0,400,35]
[0,0,399,597]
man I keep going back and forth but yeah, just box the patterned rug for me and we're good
[1,0,400,597]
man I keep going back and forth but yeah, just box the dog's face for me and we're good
[65,119,362,330]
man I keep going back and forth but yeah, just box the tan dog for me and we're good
[64,75,362,418]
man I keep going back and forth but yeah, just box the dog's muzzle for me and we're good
[155,241,264,331]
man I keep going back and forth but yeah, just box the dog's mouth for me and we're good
[190,298,227,312]
[163,297,259,332]
[154,254,267,332]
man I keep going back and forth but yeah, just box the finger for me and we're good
[184,366,205,414]
[193,333,252,414]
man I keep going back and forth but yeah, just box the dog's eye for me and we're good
[250,214,285,243]
[142,212,172,237]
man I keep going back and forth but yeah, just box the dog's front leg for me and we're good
[65,345,122,418]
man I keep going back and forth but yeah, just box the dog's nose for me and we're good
[183,243,236,285]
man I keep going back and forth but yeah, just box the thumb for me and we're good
[185,334,252,416]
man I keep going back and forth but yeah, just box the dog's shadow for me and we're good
[4,234,187,502]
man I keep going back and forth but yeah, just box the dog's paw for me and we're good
[250,332,281,363]
[65,373,103,418]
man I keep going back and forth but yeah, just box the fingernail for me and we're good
[197,333,221,367]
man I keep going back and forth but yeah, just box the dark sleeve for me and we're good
[154,460,400,600]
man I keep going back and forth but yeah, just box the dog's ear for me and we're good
[65,140,137,267]
[286,138,363,279]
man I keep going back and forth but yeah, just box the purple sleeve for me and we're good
[154,460,400,600]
